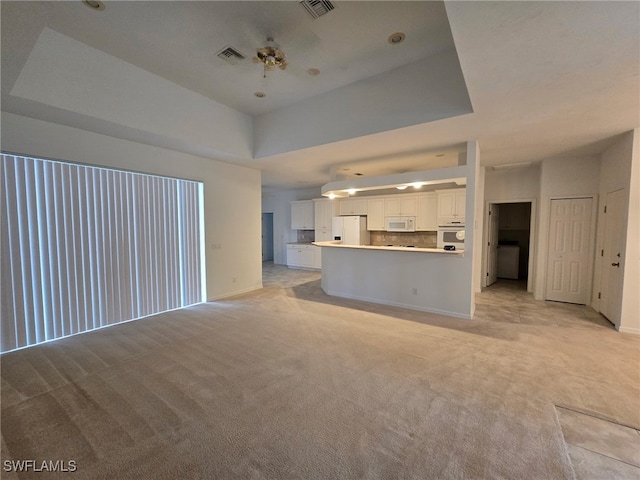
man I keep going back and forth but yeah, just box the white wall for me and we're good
[484,165,541,203]
[253,50,472,158]
[534,156,601,300]
[593,130,639,333]
[261,187,321,265]
[471,149,485,296]
[11,28,253,161]
[621,129,640,333]
[1,112,263,301]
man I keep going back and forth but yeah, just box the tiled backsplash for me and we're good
[370,231,437,248]
[297,230,315,243]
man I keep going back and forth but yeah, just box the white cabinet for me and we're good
[339,198,368,216]
[437,189,466,226]
[314,198,338,230]
[416,193,438,231]
[291,200,314,230]
[367,198,385,231]
[384,195,418,216]
[315,229,334,242]
[499,203,530,230]
[286,244,320,269]
[314,198,338,244]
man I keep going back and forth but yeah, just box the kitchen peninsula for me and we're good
[315,145,481,320]
[314,241,470,318]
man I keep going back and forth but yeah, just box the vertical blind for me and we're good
[1,154,205,353]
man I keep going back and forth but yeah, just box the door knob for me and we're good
[611,262,620,267]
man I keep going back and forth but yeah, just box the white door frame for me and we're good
[482,198,537,292]
[543,194,598,304]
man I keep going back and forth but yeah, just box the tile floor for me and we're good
[556,406,640,480]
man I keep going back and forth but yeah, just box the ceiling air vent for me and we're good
[216,46,246,65]
[300,0,335,19]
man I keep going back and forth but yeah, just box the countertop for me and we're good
[287,242,315,246]
[313,241,463,254]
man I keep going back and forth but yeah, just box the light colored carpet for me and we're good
[1,263,639,479]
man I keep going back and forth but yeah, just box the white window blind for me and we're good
[1,154,205,353]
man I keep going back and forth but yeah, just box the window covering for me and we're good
[1,154,205,353]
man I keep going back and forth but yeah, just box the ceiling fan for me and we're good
[254,37,288,78]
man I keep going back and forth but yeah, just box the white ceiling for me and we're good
[2,1,639,191]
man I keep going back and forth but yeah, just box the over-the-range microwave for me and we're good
[386,216,415,232]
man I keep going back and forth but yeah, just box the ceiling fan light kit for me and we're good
[256,37,287,78]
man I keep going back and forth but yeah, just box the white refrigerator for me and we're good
[332,216,370,245]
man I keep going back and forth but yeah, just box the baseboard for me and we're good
[617,325,640,335]
[209,283,263,301]
[324,289,472,320]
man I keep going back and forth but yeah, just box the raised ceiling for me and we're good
[2,1,639,190]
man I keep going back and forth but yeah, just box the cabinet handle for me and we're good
[611,262,620,267]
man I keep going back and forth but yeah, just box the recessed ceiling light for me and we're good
[354,172,363,176]
[254,92,266,98]
[307,68,320,76]
[82,0,105,11]
[396,185,408,190]
[388,32,405,45]
[411,183,422,189]
[346,189,357,195]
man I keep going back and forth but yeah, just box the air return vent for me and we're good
[216,46,246,65]
[300,0,335,19]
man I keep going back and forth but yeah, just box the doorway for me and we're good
[485,202,533,290]
[261,213,274,262]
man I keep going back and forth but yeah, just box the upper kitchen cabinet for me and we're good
[385,195,418,217]
[416,193,438,231]
[313,198,339,230]
[367,198,385,231]
[436,189,466,226]
[339,197,368,216]
[290,200,314,230]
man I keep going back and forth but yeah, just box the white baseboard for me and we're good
[209,283,263,301]
[324,289,472,320]
[617,325,640,335]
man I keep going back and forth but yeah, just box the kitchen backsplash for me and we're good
[297,230,315,243]
[370,231,437,248]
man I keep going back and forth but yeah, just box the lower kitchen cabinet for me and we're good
[287,244,321,270]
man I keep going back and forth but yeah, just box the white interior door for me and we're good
[600,189,625,326]
[545,198,594,304]
[486,204,499,286]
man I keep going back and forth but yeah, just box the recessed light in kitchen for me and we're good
[411,183,422,189]
[82,0,105,10]
[346,189,357,195]
[388,32,405,45]
[354,173,363,176]
[396,185,408,190]
[307,68,320,76]
[254,92,266,98]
